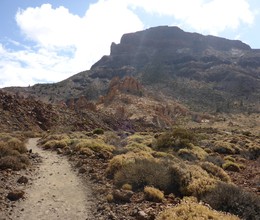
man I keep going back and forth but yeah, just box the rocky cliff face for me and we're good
[92,26,251,70]
[4,26,260,114]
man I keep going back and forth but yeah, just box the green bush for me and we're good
[203,182,260,220]
[155,128,197,151]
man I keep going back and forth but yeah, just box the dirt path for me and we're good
[9,138,95,220]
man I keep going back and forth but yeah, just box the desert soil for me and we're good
[8,138,95,220]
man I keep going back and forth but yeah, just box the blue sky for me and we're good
[0,0,259,87]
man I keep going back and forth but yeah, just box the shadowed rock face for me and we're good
[91,26,251,70]
[4,26,260,113]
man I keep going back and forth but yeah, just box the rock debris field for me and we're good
[8,138,95,220]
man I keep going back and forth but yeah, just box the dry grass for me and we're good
[114,157,172,191]
[0,134,29,170]
[180,164,217,198]
[156,197,239,220]
[155,128,197,151]
[106,151,153,178]
[43,139,69,149]
[200,162,231,182]
[222,161,242,172]
[213,141,236,154]
[177,145,208,161]
[144,186,164,202]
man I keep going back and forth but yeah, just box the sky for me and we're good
[0,0,259,88]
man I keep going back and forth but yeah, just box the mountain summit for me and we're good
[4,26,260,114]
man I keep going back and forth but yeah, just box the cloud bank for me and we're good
[0,0,255,87]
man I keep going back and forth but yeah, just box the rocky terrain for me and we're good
[4,26,260,114]
[0,26,260,219]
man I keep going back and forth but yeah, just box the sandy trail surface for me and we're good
[9,138,95,220]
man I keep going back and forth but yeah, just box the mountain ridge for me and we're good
[3,26,260,119]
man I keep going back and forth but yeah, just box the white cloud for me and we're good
[128,0,255,34]
[1,1,143,88]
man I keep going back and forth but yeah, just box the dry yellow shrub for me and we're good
[156,197,240,220]
[144,186,164,202]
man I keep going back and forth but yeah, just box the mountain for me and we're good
[4,26,260,126]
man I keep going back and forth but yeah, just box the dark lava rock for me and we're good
[7,190,25,201]
[17,176,29,184]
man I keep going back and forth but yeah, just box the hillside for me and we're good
[1,26,260,220]
[4,26,260,115]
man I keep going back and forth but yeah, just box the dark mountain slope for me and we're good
[4,26,260,113]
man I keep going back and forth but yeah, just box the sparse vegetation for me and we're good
[203,182,260,220]
[156,197,239,220]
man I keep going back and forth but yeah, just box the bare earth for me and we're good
[9,138,95,220]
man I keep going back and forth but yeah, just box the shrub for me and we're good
[0,155,30,170]
[178,145,208,161]
[156,197,239,220]
[213,141,236,154]
[125,142,153,153]
[43,139,69,149]
[39,134,70,146]
[222,161,241,172]
[180,164,216,198]
[155,128,196,150]
[247,145,260,160]
[177,148,198,161]
[127,133,154,146]
[93,128,104,135]
[224,155,236,162]
[205,153,224,167]
[202,182,260,220]
[114,158,173,191]
[144,186,164,202]
[5,138,27,154]
[75,138,115,154]
[0,144,19,157]
[106,193,114,203]
[121,183,132,191]
[106,151,153,178]
[200,162,231,182]
[113,156,217,198]
[102,131,121,146]
[151,151,176,159]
